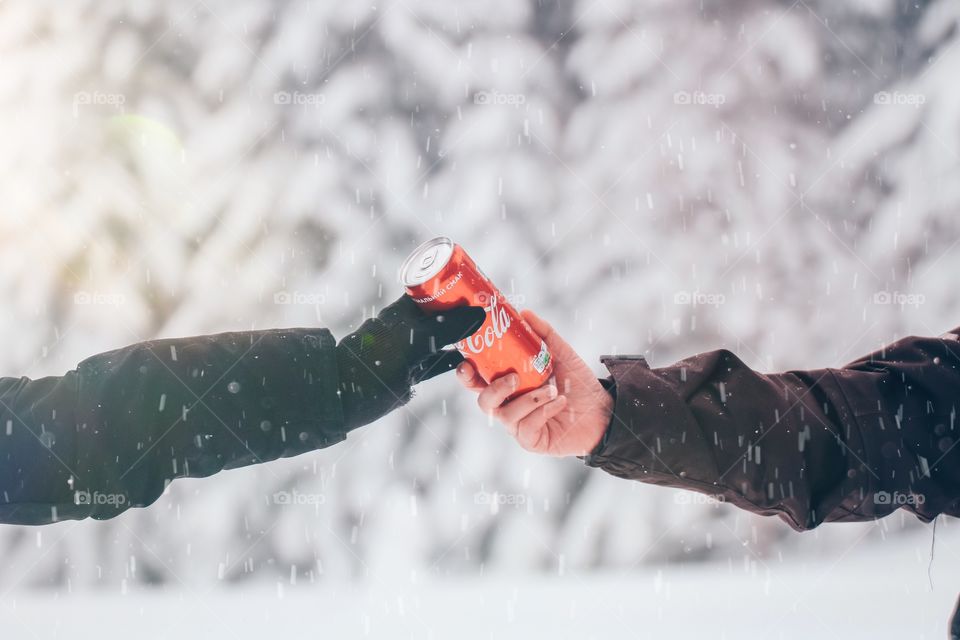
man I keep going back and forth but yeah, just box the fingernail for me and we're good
[546,385,558,399]
[510,374,520,388]
[456,363,466,376]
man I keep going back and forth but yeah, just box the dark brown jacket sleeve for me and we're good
[0,329,346,525]
[584,328,960,530]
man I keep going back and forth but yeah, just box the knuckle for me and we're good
[498,373,518,387]
[477,393,491,412]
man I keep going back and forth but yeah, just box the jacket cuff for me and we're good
[582,355,713,485]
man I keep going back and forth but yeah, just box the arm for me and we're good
[0,329,346,525]
[459,313,960,531]
[587,328,960,529]
[0,297,484,525]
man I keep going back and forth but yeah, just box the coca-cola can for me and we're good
[399,236,553,397]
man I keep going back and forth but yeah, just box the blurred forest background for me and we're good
[0,0,958,593]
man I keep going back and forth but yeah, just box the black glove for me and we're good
[336,295,485,430]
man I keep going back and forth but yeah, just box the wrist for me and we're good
[334,339,410,431]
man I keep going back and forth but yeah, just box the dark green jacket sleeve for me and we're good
[0,329,346,525]
[585,327,960,531]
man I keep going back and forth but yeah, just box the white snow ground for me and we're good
[3,528,959,640]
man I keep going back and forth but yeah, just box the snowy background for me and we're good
[1,0,959,637]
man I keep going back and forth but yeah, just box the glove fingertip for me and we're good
[415,305,485,349]
[447,305,486,339]
[465,305,486,328]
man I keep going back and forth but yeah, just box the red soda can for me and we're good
[399,236,553,398]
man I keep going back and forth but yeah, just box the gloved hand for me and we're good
[336,295,485,430]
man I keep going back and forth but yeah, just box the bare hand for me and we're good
[456,310,613,456]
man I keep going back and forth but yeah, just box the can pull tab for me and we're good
[420,249,438,270]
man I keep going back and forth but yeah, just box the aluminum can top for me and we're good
[399,236,455,287]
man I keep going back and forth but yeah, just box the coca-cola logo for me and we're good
[457,294,510,354]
